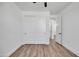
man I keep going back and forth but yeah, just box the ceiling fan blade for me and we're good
[33,2,36,3]
[44,2,47,7]
[33,2,47,7]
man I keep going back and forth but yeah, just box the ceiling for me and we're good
[15,2,71,14]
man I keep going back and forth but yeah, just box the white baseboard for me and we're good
[6,44,22,57]
[62,44,79,56]
[23,40,49,45]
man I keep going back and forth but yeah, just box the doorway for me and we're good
[49,15,62,44]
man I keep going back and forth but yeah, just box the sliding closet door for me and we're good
[22,15,49,44]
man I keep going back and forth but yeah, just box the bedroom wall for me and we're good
[60,2,79,56]
[0,3,22,56]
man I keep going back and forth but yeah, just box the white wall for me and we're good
[60,2,79,56]
[0,3,23,56]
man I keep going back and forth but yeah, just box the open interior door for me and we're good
[56,16,62,44]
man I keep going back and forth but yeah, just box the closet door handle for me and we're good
[59,33,62,34]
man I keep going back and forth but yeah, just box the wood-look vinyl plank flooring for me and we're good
[10,40,77,57]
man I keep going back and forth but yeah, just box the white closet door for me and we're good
[22,16,48,44]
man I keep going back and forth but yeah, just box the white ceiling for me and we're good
[15,2,71,14]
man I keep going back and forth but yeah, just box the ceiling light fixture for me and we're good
[33,2,47,7]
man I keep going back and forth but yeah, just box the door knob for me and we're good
[59,33,62,34]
